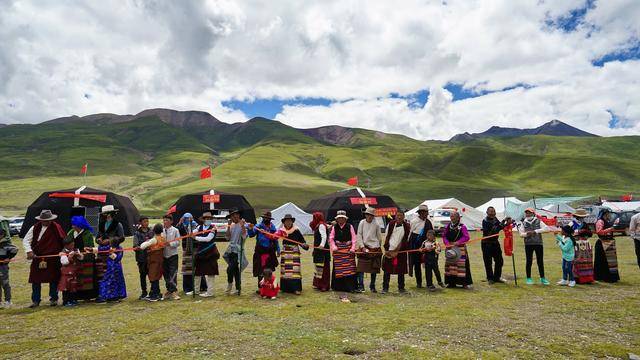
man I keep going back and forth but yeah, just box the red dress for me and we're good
[259,275,280,298]
[58,250,81,292]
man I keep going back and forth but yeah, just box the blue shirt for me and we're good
[248,222,279,252]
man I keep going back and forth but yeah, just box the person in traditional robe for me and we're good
[58,236,83,306]
[22,209,65,308]
[517,208,551,285]
[178,213,207,295]
[356,207,383,292]
[593,209,620,283]
[329,210,358,300]
[310,212,331,292]
[224,208,249,295]
[95,205,125,285]
[571,209,594,284]
[276,214,309,295]
[194,212,219,297]
[381,210,410,293]
[64,216,97,301]
[133,216,153,299]
[442,211,473,289]
[140,223,166,301]
[248,211,280,292]
[408,205,432,288]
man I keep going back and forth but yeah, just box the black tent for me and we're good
[168,190,256,225]
[20,187,140,238]
[305,188,399,227]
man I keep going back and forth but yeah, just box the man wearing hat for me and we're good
[22,209,66,308]
[248,211,280,291]
[409,204,433,288]
[518,208,550,285]
[356,207,383,292]
[193,212,219,297]
[224,208,249,295]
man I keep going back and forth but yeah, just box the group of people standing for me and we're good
[1,201,639,309]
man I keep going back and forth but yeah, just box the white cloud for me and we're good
[0,0,639,139]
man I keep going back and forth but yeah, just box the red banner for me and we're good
[49,193,107,203]
[350,197,377,205]
[202,194,220,203]
[374,207,397,217]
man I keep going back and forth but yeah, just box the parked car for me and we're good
[212,214,229,241]
[431,208,454,234]
[9,216,24,236]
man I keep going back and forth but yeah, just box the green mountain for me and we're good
[1,108,638,214]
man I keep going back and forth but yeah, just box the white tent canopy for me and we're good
[408,198,484,230]
[268,202,314,235]
[476,197,523,219]
[602,201,640,212]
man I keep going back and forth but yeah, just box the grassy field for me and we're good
[1,233,639,359]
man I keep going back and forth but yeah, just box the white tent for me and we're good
[268,202,314,235]
[541,203,576,214]
[476,197,523,219]
[602,201,640,212]
[408,198,484,230]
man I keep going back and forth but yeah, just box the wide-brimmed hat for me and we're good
[573,209,589,218]
[444,246,461,262]
[335,210,348,220]
[281,214,296,223]
[225,207,241,219]
[35,209,58,221]
[363,207,376,217]
[261,211,273,220]
[417,204,429,213]
[524,207,536,214]
[101,205,119,214]
[200,211,214,221]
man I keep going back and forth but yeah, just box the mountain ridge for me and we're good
[449,119,597,142]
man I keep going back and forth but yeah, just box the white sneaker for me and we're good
[225,283,232,294]
[199,292,213,298]
[3,301,10,309]
[185,291,193,296]
[556,279,568,286]
[568,281,576,287]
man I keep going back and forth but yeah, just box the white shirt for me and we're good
[162,226,181,258]
[630,213,640,240]
[22,225,48,253]
[357,219,382,249]
[410,215,428,235]
[386,223,406,251]
[317,223,328,248]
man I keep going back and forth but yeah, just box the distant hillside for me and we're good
[0,110,637,214]
[449,120,597,142]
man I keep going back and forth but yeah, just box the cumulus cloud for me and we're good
[0,0,639,139]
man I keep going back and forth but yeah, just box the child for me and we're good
[96,237,127,303]
[140,224,166,302]
[421,229,444,291]
[58,237,83,307]
[259,268,279,299]
[556,225,576,287]
[0,228,18,308]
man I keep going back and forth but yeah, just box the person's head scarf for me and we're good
[309,212,325,231]
[71,216,94,234]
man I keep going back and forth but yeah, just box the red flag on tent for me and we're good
[81,163,88,175]
[621,194,633,202]
[200,166,212,179]
[347,176,358,186]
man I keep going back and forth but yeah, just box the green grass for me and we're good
[2,234,639,359]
